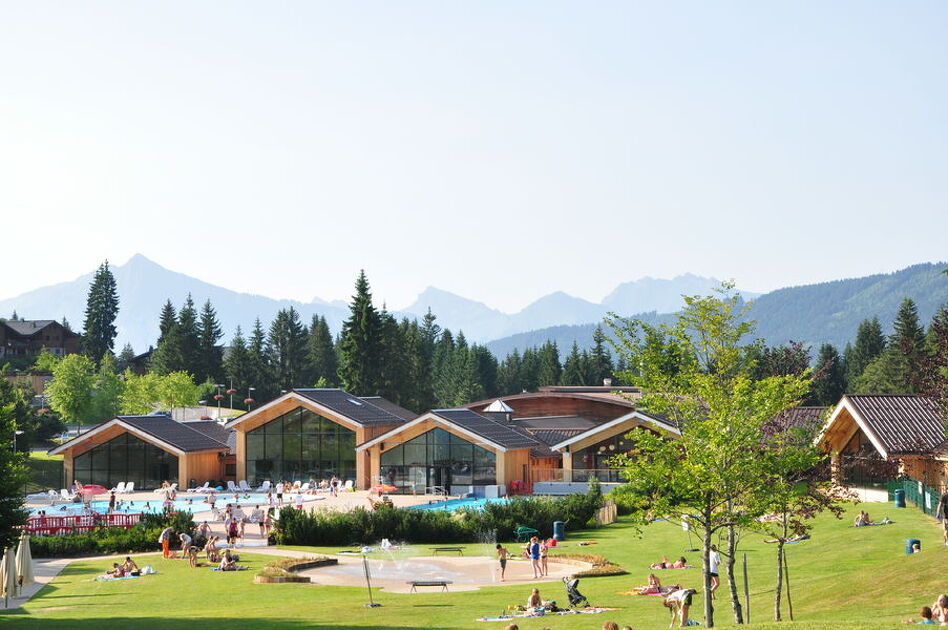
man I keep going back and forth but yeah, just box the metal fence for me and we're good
[895,478,944,518]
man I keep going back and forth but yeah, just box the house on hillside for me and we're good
[0,319,80,359]
[817,394,947,491]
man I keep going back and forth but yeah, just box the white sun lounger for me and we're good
[254,480,271,493]
[123,482,135,494]
[60,489,75,502]
[110,482,127,494]
[238,480,252,492]
[187,482,210,493]
[226,480,239,493]
[343,480,354,492]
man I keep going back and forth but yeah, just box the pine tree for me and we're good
[157,300,177,344]
[497,349,523,395]
[248,318,273,404]
[922,306,948,401]
[537,341,561,386]
[521,347,540,392]
[890,298,928,393]
[306,315,338,386]
[562,341,586,385]
[471,344,499,398]
[116,343,136,372]
[267,307,308,391]
[81,261,120,365]
[223,326,254,393]
[377,308,407,403]
[810,343,846,405]
[150,302,183,376]
[176,295,201,376]
[337,271,383,396]
[844,317,886,385]
[589,326,614,385]
[433,329,457,406]
[197,300,224,383]
[415,309,440,410]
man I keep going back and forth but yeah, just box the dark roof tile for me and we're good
[119,416,230,452]
[433,409,539,449]
[295,389,408,426]
[847,395,946,455]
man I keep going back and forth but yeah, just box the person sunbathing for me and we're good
[932,594,948,625]
[651,556,671,569]
[641,574,662,593]
[219,549,243,571]
[854,510,873,527]
[672,556,688,568]
[902,606,937,624]
[527,588,543,610]
[122,557,140,576]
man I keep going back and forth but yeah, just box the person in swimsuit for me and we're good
[539,540,549,577]
[936,490,948,546]
[529,536,541,579]
[496,544,509,581]
[527,588,542,610]
[664,588,697,627]
[122,556,140,576]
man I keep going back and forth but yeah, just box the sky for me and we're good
[1,2,946,313]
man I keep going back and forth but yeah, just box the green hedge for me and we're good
[31,511,197,558]
[276,485,603,546]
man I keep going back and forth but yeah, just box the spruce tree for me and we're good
[891,298,928,393]
[176,295,201,376]
[497,349,523,395]
[472,344,499,398]
[433,329,457,406]
[589,326,614,385]
[267,307,308,391]
[337,271,383,396]
[116,343,136,371]
[562,341,586,385]
[844,317,886,385]
[415,309,440,410]
[157,300,177,344]
[223,326,254,393]
[81,260,120,365]
[923,305,948,401]
[306,315,338,386]
[810,343,846,406]
[150,301,183,375]
[537,341,561,386]
[248,318,274,404]
[197,299,224,383]
[521,347,540,392]
[377,308,407,403]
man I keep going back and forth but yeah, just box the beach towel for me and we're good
[210,566,248,571]
[850,522,893,528]
[617,589,665,596]
[653,565,694,569]
[95,574,140,582]
[476,607,619,622]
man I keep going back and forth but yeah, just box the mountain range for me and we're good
[0,254,945,358]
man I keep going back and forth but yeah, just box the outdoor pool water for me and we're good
[30,493,277,516]
[408,497,508,512]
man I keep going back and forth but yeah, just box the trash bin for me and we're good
[894,489,906,508]
[553,521,565,541]
[905,538,920,555]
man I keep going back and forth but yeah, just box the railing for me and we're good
[895,478,944,518]
[529,468,624,483]
[24,513,141,536]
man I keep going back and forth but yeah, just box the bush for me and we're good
[31,511,197,558]
[275,486,604,547]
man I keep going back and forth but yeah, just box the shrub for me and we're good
[31,511,197,558]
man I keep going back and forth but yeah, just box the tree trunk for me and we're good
[726,523,744,623]
[703,511,715,627]
[774,541,784,621]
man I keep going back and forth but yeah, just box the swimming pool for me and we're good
[408,497,508,512]
[30,493,282,516]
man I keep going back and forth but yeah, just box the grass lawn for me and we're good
[1,502,944,629]
[24,451,63,493]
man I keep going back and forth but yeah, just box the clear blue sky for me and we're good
[1,2,946,312]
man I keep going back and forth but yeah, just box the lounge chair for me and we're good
[343,480,354,492]
[238,480,252,492]
[25,491,56,504]
[60,489,75,502]
[153,483,177,495]
[123,482,135,494]
[111,482,127,494]
[188,482,210,494]
[297,483,310,493]
[254,480,271,493]
[226,480,239,493]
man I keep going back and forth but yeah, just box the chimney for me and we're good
[603,378,613,387]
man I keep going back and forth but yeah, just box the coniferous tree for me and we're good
[891,298,928,393]
[433,329,457,406]
[589,326,614,385]
[922,305,948,402]
[843,317,886,385]
[497,349,523,395]
[176,294,201,376]
[521,347,541,392]
[197,300,224,383]
[116,343,136,372]
[306,315,338,386]
[810,343,846,406]
[562,342,586,385]
[223,326,254,394]
[377,308,408,403]
[471,344,499,399]
[337,271,382,396]
[157,300,177,344]
[81,261,120,365]
[150,303,183,375]
[537,341,561,386]
[414,310,440,410]
[248,318,274,403]
[267,307,308,392]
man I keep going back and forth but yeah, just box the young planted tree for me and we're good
[81,261,120,365]
[607,285,811,627]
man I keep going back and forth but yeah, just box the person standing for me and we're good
[158,526,174,558]
[496,544,509,581]
[708,544,721,600]
[529,536,541,579]
[539,540,549,577]
[108,491,116,513]
[936,490,948,547]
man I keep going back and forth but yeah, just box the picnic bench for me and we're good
[430,547,464,555]
[407,580,453,593]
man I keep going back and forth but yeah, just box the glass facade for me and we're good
[380,427,496,491]
[245,407,356,484]
[72,433,178,489]
[572,431,635,482]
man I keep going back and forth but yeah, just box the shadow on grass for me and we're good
[0,616,445,630]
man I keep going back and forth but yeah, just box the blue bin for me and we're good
[894,489,906,508]
[905,538,920,554]
[553,521,565,541]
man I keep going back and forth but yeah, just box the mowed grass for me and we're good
[24,451,63,493]
[1,502,944,630]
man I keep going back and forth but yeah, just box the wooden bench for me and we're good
[407,580,453,593]
[430,547,463,556]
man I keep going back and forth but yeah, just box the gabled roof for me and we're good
[226,389,411,430]
[467,390,640,411]
[550,409,680,452]
[358,396,417,422]
[833,395,945,457]
[764,406,828,439]
[3,320,66,336]
[356,409,540,453]
[183,421,234,449]
[49,415,230,456]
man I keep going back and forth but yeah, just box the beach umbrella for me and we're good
[1,547,15,606]
[371,483,397,494]
[15,534,33,590]
[79,484,109,496]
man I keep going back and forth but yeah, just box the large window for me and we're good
[72,433,178,490]
[572,431,637,482]
[245,407,356,484]
[380,427,496,491]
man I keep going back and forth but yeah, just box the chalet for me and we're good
[0,319,80,359]
[817,394,947,490]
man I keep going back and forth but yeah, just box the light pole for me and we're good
[245,386,256,411]
[13,430,24,453]
[227,378,237,411]
[214,383,225,420]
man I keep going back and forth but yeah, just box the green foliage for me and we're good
[337,270,383,395]
[81,260,120,365]
[307,315,337,387]
[120,370,200,414]
[843,317,886,386]
[0,402,29,548]
[31,511,196,558]
[31,348,61,373]
[267,306,308,391]
[197,299,224,383]
[810,343,846,406]
[45,353,96,429]
[276,491,602,546]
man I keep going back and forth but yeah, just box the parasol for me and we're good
[80,484,109,496]
[15,534,33,590]
[1,547,16,606]
[371,484,398,494]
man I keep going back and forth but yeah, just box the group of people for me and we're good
[103,556,140,578]
[503,621,633,630]
[904,594,948,625]
[524,536,550,579]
